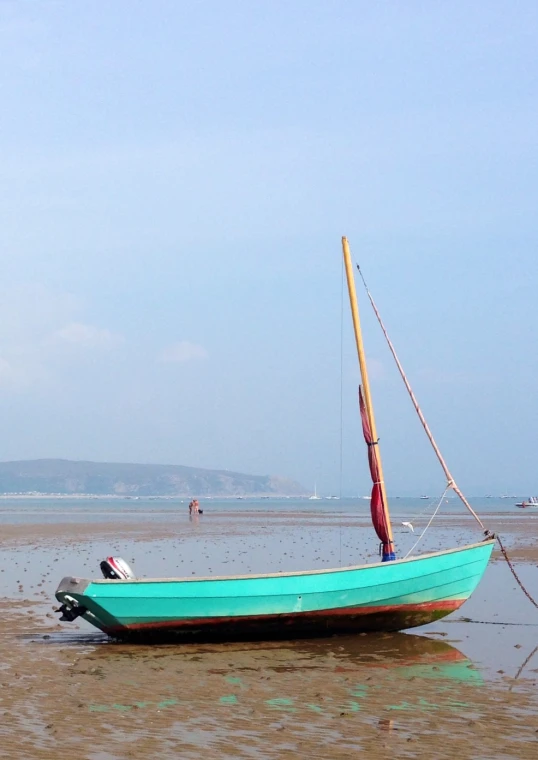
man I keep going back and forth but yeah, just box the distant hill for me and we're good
[0,459,305,498]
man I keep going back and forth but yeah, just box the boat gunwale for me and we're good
[81,538,495,586]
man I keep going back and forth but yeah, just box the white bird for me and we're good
[402,521,414,532]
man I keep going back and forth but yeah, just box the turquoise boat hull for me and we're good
[55,540,494,642]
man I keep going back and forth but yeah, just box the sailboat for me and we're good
[308,483,322,500]
[55,238,495,642]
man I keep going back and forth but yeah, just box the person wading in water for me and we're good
[188,499,202,516]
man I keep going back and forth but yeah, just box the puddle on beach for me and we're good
[1,511,537,758]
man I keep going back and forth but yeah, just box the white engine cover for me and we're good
[100,556,136,580]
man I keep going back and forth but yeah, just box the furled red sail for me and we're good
[359,386,395,561]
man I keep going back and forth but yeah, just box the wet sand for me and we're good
[1,509,537,758]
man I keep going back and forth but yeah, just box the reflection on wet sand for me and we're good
[38,628,480,680]
[5,620,536,759]
[46,631,483,715]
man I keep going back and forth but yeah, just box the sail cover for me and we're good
[359,386,395,561]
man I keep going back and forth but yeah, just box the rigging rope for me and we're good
[406,495,444,525]
[403,487,449,558]
[352,254,538,613]
[355,263,486,531]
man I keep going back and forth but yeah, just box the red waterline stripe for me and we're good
[106,599,464,633]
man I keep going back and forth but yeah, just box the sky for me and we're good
[0,1,537,496]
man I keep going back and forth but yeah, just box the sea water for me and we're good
[0,495,531,525]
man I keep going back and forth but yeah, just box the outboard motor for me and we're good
[58,596,87,622]
[100,557,136,580]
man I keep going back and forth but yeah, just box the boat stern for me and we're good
[55,576,112,631]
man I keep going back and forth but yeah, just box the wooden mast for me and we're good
[342,236,395,553]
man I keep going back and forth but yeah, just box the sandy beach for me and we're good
[1,505,537,758]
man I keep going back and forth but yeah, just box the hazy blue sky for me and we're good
[1,1,537,496]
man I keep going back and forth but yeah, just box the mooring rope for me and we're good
[403,507,538,613]
[510,644,538,689]
[496,534,538,611]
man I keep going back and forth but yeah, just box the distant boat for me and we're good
[420,495,429,500]
[308,483,322,500]
[54,236,494,642]
[516,497,538,508]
